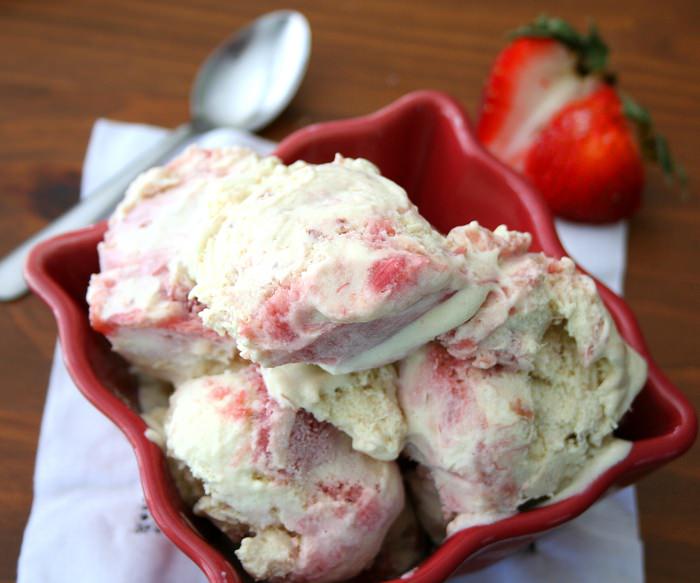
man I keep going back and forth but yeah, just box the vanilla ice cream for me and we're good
[84,146,649,581]
[260,362,406,461]
[87,147,275,382]
[441,222,612,371]
[164,365,404,582]
[398,243,647,537]
[190,154,472,371]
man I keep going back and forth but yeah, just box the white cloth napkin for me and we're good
[17,120,644,583]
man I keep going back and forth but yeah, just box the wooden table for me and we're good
[1,1,698,581]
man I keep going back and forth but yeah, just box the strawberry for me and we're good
[477,16,682,223]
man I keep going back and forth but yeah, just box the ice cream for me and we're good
[87,147,276,382]
[440,222,610,370]
[84,145,649,581]
[397,236,647,537]
[261,363,406,461]
[163,365,404,582]
[190,154,472,371]
[90,148,497,377]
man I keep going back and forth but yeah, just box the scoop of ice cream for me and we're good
[398,257,647,537]
[260,363,406,461]
[87,146,274,382]
[441,222,614,372]
[164,365,404,582]
[191,154,468,371]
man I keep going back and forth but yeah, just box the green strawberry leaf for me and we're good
[622,95,651,125]
[655,135,673,175]
[509,15,581,46]
[509,15,609,75]
[581,24,608,74]
[622,94,686,186]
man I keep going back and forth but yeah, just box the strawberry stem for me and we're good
[621,94,686,186]
[509,15,609,75]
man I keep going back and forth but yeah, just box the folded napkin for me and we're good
[17,120,644,583]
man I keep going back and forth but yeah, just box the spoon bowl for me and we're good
[0,10,311,302]
[192,10,311,131]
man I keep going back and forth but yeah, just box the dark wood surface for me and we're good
[1,1,698,581]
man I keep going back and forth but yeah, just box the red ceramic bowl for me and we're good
[26,91,696,582]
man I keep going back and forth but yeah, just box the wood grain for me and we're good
[1,1,698,581]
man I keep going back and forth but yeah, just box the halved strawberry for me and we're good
[478,18,610,171]
[477,16,682,223]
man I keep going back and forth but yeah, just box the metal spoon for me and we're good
[0,10,311,301]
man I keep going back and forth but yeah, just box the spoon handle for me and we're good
[0,123,197,302]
